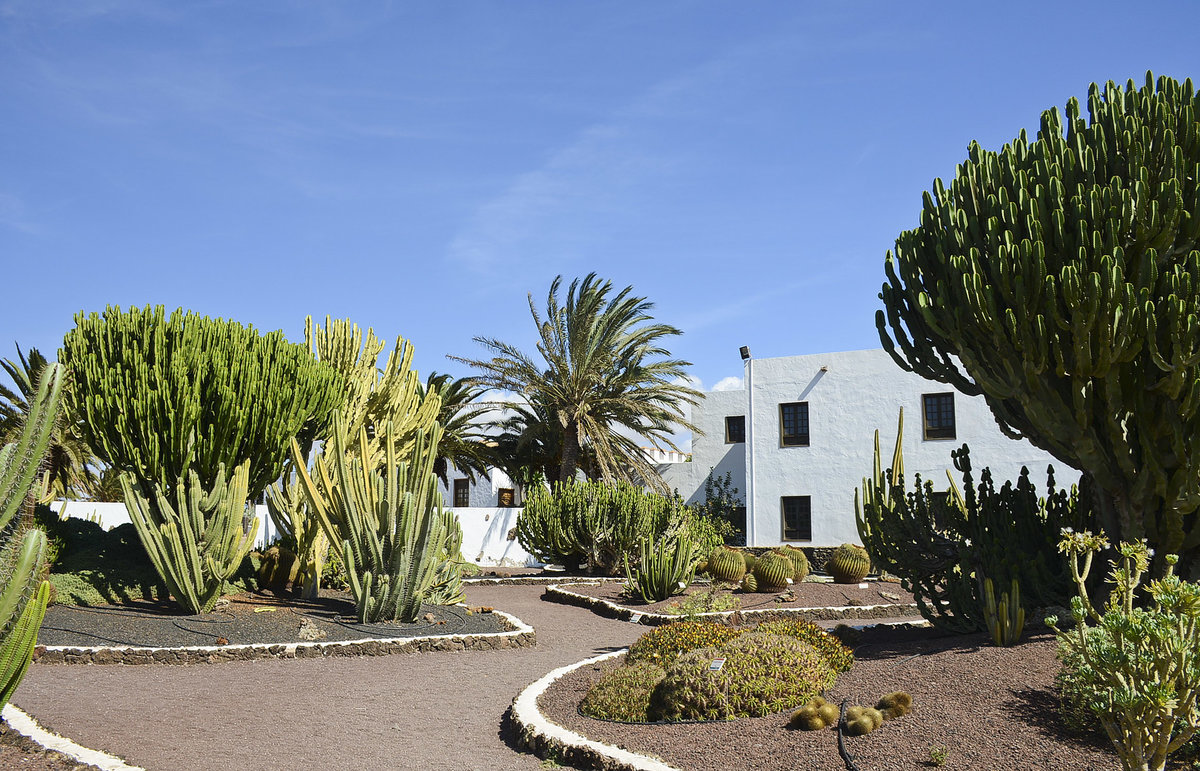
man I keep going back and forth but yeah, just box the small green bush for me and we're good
[625,621,742,667]
[647,633,835,721]
[754,618,854,673]
[579,662,666,722]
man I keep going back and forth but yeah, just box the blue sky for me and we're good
[3,1,1198,396]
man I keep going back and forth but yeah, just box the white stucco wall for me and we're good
[437,466,520,508]
[660,389,746,507]
[670,348,1067,549]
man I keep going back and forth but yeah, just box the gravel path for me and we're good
[12,584,645,771]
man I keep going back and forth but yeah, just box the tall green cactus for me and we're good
[877,73,1200,575]
[856,410,1092,633]
[624,531,698,603]
[264,468,327,599]
[122,462,259,614]
[291,414,463,623]
[0,363,61,708]
[61,305,344,498]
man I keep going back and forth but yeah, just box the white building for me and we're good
[661,348,1065,548]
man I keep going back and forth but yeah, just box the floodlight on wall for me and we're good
[739,346,751,361]
[819,366,828,372]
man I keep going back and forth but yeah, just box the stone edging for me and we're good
[32,609,535,665]
[510,649,681,771]
[3,703,142,771]
[544,583,919,626]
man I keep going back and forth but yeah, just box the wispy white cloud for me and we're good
[710,376,743,392]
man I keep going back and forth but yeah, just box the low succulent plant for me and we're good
[625,620,742,667]
[754,618,854,673]
[843,705,885,735]
[579,662,666,722]
[647,633,835,721]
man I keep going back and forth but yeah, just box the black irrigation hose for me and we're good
[837,699,862,771]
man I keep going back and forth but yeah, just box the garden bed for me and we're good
[33,588,533,664]
[548,581,920,625]
[536,628,1121,771]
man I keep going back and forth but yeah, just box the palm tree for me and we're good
[0,346,99,501]
[419,371,496,487]
[452,274,701,491]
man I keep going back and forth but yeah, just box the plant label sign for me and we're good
[858,582,869,589]
[709,658,726,672]
[629,613,644,624]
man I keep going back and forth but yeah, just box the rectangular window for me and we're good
[453,478,470,508]
[781,496,812,541]
[498,488,515,507]
[779,402,809,447]
[724,415,746,443]
[923,393,956,440]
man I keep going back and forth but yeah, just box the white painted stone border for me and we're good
[3,703,143,771]
[36,609,534,665]
[545,582,920,626]
[510,649,681,771]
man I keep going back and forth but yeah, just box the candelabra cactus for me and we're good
[0,363,61,707]
[292,414,464,623]
[122,462,259,614]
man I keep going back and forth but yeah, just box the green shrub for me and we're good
[647,633,835,721]
[579,662,666,722]
[1050,531,1200,771]
[754,618,854,673]
[662,588,741,618]
[625,621,742,667]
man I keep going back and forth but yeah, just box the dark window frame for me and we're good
[922,392,957,440]
[779,402,810,447]
[781,496,812,541]
[453,478,470,508]
[724,415,746,443]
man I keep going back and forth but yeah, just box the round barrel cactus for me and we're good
[707,546,746,583]
[827,543,871,583]
[776,545,810,582]
[753,552,794,591]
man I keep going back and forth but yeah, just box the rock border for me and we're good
[465,575,623,586]
[544,582,920,626]
[32,609,535,665]
[3,703,140,771]
[510,649,680,771]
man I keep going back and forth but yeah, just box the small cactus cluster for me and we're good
[827,544,871,583]
[625,620,742,667]
[755,618,854,673]
[790,691,913,736]
[788,696,841,730]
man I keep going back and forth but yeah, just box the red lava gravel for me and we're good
[562,579,918,615]
[4,584,1133,770]
[538,629,1123,771]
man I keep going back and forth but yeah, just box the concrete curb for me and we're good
[3,703,143,771]
[510,649,681,771]
[544,582,920,626]
[465,576,623,586]
[34,609,535,665]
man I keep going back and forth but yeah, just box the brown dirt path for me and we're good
[12,584,645,771]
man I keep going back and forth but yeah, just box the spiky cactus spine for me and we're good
[0,363,62,708]
[753,552,794,591]
[877,73,1200,575]
[293,414,463,622]
[122,462,259,614]
[827,544,871,583]
[707,546,746,583]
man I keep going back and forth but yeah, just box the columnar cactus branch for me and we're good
[121,462,259,614]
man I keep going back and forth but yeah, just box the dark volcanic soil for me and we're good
[564,578,918,615]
